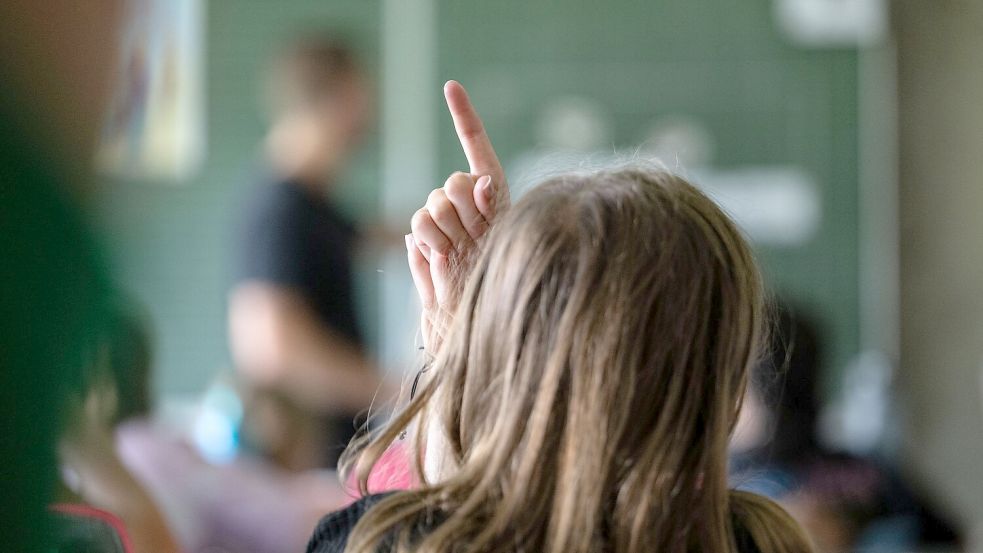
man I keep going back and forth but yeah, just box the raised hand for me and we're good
[444,80,508,206]
[406,81,510,350]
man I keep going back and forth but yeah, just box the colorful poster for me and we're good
[97,0,205,181]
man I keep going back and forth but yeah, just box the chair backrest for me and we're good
[49,503,134,553]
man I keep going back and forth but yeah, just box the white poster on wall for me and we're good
[97,0,206,182]
[774,0,887,47]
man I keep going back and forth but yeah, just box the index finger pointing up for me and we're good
[444,80,504,181]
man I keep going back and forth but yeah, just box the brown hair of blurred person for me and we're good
[341,166,813,553]
[264,35,371,188]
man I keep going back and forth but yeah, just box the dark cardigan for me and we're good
[307,493,763,553]
[307,494,394,553]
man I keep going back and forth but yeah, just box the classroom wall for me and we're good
[436,0,861,389]
[93,0,862,405]
[79,0,983,533]
[895,0,983,530]
[92,0,382,397]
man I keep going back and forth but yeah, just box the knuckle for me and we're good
[428,197,455,223]
[444,175,472,200]
[410,208,431,231]
[472,219,490,236]
[426,188,445,205]
[409,254,428,272]
[460,126,484,142]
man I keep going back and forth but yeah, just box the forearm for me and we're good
[119,501,182,553]
[63,443,181,553]
[230,284,390,414]
[277,315,386,413]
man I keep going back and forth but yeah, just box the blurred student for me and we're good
[229,35,382,471]
[56,300,181,553]
[732,304,961,553]
[305,82,813,553]
[75,301,351,553]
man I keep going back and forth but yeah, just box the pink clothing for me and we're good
[116,420,351,553]
[356,441,417,497]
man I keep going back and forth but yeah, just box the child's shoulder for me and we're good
[306,493,396,553]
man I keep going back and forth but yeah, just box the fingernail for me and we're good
[404,234,413,251]
[478,175,493,199]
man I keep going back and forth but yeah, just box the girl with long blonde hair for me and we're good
[306,81,813,553]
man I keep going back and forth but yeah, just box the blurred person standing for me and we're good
[229,35,382,472]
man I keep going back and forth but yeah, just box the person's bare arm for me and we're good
[65,448,182,553]
[228,282,387,414]
[60,396,182,553]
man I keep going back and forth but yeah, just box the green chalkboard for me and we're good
[436,0,859,390]
[92,0,382,396]
[93,0,858,399]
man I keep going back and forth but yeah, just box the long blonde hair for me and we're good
[342,165,813,553]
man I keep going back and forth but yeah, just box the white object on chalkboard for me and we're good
[694,166,822,247]
[774,0,887,47]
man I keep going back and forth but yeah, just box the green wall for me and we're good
[93,0,381,396]
[437,0,859,387]
[94,0,858,398]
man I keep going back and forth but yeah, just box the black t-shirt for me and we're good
[234,178,363,465]
[236,178,362,344]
